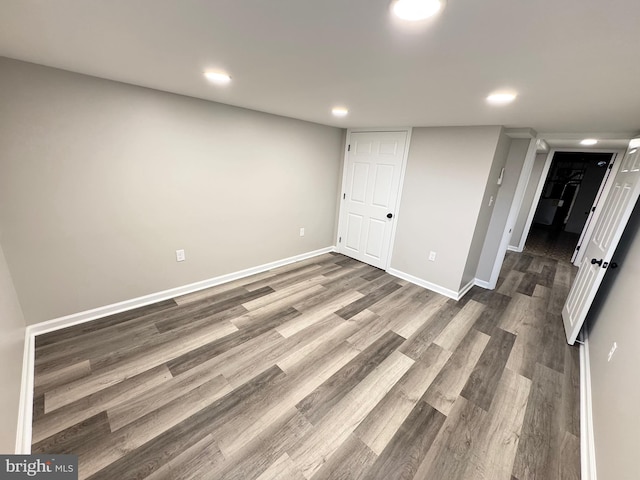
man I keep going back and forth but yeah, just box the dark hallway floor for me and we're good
[524,224,580,262]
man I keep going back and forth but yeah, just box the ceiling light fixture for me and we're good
[580,139,598,146]
[204,71,232,85]
[391,0,444,21]
[332,107,349,117]
[486,92,517,105]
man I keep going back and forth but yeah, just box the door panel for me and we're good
[365,218,386,258]
[562,146,640,344]
[338,131,408,269]
[350,163,369,204]
[379,140,398,155]
[345,214,364,252]
[372,165,394,207]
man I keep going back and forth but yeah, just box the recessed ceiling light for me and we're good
[486,92,517,105]
[580,139,598,146]
[332,107,349,117]
[391,0,444,21]
[204,71,232,85]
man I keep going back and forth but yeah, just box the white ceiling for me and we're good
[1,0,639,139]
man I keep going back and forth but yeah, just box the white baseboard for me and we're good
[387,268,471,301]
[507,245,523,252]
[474,278,491,289]
[16,245,336,453]
[28,246,335,337]
[580,331,597,480]
[15,330,34,454]
[458,279,475,299]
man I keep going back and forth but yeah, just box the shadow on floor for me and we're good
[524,224,579,262]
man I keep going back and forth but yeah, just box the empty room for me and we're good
[1,1,639,479]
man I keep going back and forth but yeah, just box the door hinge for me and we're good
[609,163,613,169]
[348,145,351,152]
[576,245,580,251]
[343,193,346,200]
[592,206,596,212]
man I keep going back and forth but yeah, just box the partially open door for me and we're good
[562,144,640,344]
[570,153,617,266]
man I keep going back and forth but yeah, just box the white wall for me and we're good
[0,58,344,324]
[586,201,640,480]
[390,126,503,294]
[510,152,548,249]
[0,240,25,453]
[475,138,531,283]
[462,131,512,287]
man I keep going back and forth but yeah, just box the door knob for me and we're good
[386,213,393,219]
[591,258,603,266]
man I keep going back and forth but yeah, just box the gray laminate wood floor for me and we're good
[32,251,581,480]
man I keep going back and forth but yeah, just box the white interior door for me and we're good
[563,146,640,344]
[571,153,617,266]
[338,131,408,269]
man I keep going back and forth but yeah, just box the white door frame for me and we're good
[483,135,538,289]
[514,147,624,256]
[514,148,555,252]
[336,127,412,270]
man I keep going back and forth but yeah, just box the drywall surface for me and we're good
[475,138,530,283]
[391,126,502,293]
[462,130,512,288]
[0,241,25,453]
[586,201,640,480]
[510,152,548,249]
[0,58,343,323]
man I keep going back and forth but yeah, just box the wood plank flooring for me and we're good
[32,251,581,480]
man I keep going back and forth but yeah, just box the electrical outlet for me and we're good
[299,227,305,237]
[176,249,186,262]
[429,251,437,261]
[607,342,618,362]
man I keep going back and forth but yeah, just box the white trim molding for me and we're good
[387,268,473,301]
[458,279,475,299]
[516,149,554,252]
[16,245,336,452]
[580,331,598,480]
[15,331,34,454]
[28,246,335,337]
[507,245,522,253]
[474,278,491,289]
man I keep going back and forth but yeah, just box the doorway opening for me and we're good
[524,151,614,262]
